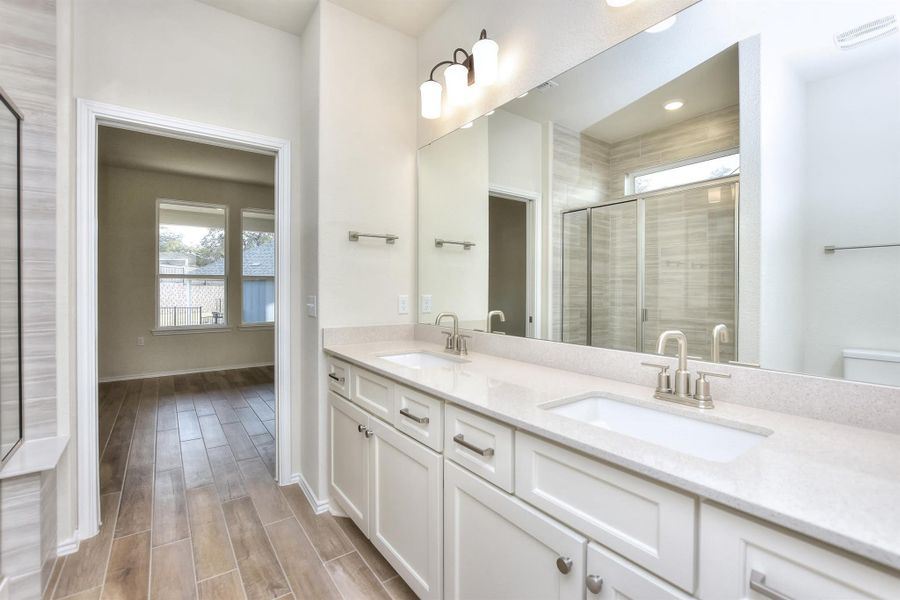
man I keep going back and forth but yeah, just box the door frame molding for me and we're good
[75,99,293,538]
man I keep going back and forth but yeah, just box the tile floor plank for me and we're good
[186,485,236,581]
[250,433,276,477]
[265,517,340,600]
[211,398,240,424]
[279,485,352,562]
[54,493,121,598]
[150,538,196,600]
[222,497,291,600]
[99,380,142,494]
[178,411,202,442]
[246,397,275,422]
[336,517,397,582]
[174,375,195,413]
[102,530,151,600]
[206,445,247,502]
[153,468,190,547]
[221,422,259,461]
[155,429,182,472]
[325,552,391,600]
[199,414,228,449]
[115,463,154,538]
[181,439,214,489]
[384,575,418,600]
[198,571,245,600]
[235,407,267,437]
[237,458,291,525]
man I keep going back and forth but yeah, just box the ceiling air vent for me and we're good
[535,80,559,93]
[834,15,898,50]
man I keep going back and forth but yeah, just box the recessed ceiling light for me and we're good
[517,92,529,99]
[664,99,685,111]
[606,0,635,6]
[461,122,474,129]
[486,110,496,116]
[646,16,677,33]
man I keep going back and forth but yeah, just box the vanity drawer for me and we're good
[327,357,351,399]
[350,367,394,421]
[515,432,696,592]
[699,503,900,599]
[393,384,443,451]
[444,404,514,492]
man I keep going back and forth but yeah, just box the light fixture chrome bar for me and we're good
[434,238,475,250]
[349,231,398,244]
[824,242,900,254]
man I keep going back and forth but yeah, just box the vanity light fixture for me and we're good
[420,29,499,119]
[646,16,677,33]
[460,121,474,129]
[606,0,636,6]
[517,91,529,99]
[664,99,685,111]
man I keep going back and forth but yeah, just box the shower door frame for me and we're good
[561,174,740,356]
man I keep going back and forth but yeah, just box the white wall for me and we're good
[306,1,418,499]
[65,0,305,541]
[801,54,900,378]
[417,0,700,145]
[419,118,489,327]
[97,166,275,380]
[488,109,542,197]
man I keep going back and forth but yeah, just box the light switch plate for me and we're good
[136,336,145,346]
[306,295,318,318]
[398,294,409,315]
[421,294,432,314]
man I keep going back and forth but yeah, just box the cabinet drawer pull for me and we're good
[585,575,603,594]
[400,408,430,424]
[453,434,494,456]
[750,570,793,600]
[328,372,345,384]
[556,556,573,574]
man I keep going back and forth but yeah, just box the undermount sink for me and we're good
[379,351,468,369]
[544,394,770,462]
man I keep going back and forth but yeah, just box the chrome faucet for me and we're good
[435,312,468,355]
[642,329,730,409]
[711,324,730,363]
[486,310,506,333]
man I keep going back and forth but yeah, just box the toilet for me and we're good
[842,348,900,386]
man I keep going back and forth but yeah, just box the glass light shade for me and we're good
[472,37,499,86]
[444,62,469,105]
[420,80,442,119]
[645,16,676,33]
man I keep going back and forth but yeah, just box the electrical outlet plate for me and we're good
[137,336,145,346]
[421,294,432,314]
[398,294,409,315]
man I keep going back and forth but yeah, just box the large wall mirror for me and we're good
[418,0,900,386]
[0,86,23,467]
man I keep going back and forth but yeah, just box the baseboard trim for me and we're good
[57,532,80,556]
[99,362,275,383]
[293,472,329,514]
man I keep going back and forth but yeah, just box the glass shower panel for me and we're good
[642,182,737,362]
[561,209,589,344]
[590,201,638,351]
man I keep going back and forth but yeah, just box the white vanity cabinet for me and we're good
[368,417,443,600]
[328,383,444,599]
[444,460,587,600]
[585,543,692,600]
[699,504,900,600]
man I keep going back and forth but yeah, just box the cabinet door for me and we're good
[585,543,691,600]
[445,460,586,600]
[369,418,443,600]
[699,503,900,599]
[328,392,370,535]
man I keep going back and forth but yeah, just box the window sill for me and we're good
[152,326,232,336]
[239,323,275,331]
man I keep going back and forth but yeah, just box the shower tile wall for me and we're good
[607,105,740,198]
[552,124,610,341]
[591,202,638,351]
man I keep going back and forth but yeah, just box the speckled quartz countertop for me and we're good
[325,339,900,571]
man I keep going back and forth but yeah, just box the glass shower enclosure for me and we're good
[561,178,738,362]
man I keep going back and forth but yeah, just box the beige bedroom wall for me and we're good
[98,165,275,380]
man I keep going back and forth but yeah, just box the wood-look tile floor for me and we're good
[46,368,417,600]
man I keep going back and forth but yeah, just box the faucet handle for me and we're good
[458,334,470,356]
[641,362,672,394]
[441,330,454,350]
[693,371,731,406]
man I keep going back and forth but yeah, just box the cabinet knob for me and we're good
[364,428,374,439]
[357,424,365,433]
[586,575,604,594]
[556,556,573,574]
